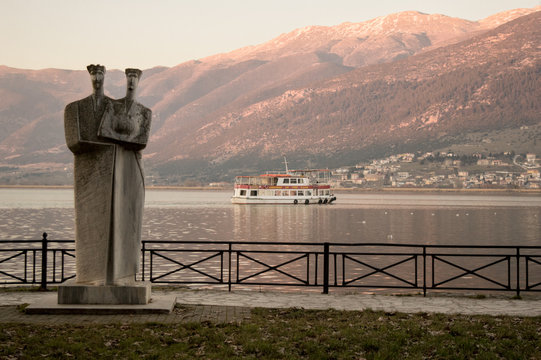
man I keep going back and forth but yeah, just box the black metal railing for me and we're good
[0,233,75,289]
[1,233,540,297]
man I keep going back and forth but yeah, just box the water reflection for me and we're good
[0,189,539,246]
[233,205,329,242]
[230,205,540,246]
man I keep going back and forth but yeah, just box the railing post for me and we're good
[228,243,232,292]
[39,232,48,290]
[141,241,145,281]
[423,246,427,297]
[516,247,521,298]
[323,242,329,294]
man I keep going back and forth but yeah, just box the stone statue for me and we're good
[98,68,151,146]
[64,65,152,289]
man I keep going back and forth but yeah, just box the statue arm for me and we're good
[64,102,112,154]
[117,107,152,151]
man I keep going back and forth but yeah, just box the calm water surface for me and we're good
[0,188,539,246]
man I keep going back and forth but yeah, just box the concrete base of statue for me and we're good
[25,294,175,315]
[26,281,175,315]
[57,280,151,305]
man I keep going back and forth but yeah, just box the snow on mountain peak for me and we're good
[479,5,541,29]
[203,6,539,68]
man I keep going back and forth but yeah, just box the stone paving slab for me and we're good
[170,289,541,317]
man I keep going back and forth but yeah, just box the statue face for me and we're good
[90,70,105,91]
[127,73,139,92]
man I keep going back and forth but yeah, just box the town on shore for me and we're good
[325,151,540,190]
[205,151,540,191]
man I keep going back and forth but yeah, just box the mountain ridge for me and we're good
[0,7,539,184]
[148,11,540,179]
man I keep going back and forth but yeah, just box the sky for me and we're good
[1,0,539,71]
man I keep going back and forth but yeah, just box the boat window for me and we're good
[236,177,250,185]
[240,190,246,196]
[250,190,258,196]
[298,190,304,196]
[283,178,289,184]
[290,178,297,184]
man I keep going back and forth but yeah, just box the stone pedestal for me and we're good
[58,281,151,305]
[26,293,175,315]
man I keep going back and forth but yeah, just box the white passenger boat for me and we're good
[231,161,336,205]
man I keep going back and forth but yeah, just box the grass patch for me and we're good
[16,303,29,313]
[1,308,540,359]
[470,294,487,299]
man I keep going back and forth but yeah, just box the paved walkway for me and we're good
[0,288,540,324]
[172,289,541,317]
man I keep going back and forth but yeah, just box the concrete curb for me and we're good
[1,288,540,318]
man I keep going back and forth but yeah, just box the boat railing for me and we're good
[235,176,274,186]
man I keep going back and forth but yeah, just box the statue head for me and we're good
[125,68,142,93]
[87,64,106,93]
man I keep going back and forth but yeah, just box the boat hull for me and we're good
[231,195,336,205]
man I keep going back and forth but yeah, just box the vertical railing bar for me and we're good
[40,232,48,290]
[306,252,310,285]
[516,247,521,297]
[414,253,418,288]
[314,251,319,286]
[230,243,233,291]
[220,250,224,284]
[24,250,27,283]
[333,252,337,286]
[323,242,329,294]
[423,246,427,297]
[150,250,153,282]
[61,250,65,282]
[142,241,146,281]
[525,255,529,291]
[32,249,36,283]
[507,255,511,290]
[342,253,345,286]
[431,253,435,290]
[52,250,57,283]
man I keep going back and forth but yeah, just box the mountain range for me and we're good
[0,6,539,184]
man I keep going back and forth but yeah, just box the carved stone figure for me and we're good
[98,68,151,146]
[64,65,152,287]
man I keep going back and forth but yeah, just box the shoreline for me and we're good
[0,184,539,194]
[334,187,541,194]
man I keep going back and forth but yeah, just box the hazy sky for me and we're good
[1,0,539,71]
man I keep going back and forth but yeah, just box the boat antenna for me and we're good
[283,156,289,173]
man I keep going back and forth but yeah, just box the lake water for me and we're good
[0,188,539,246]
